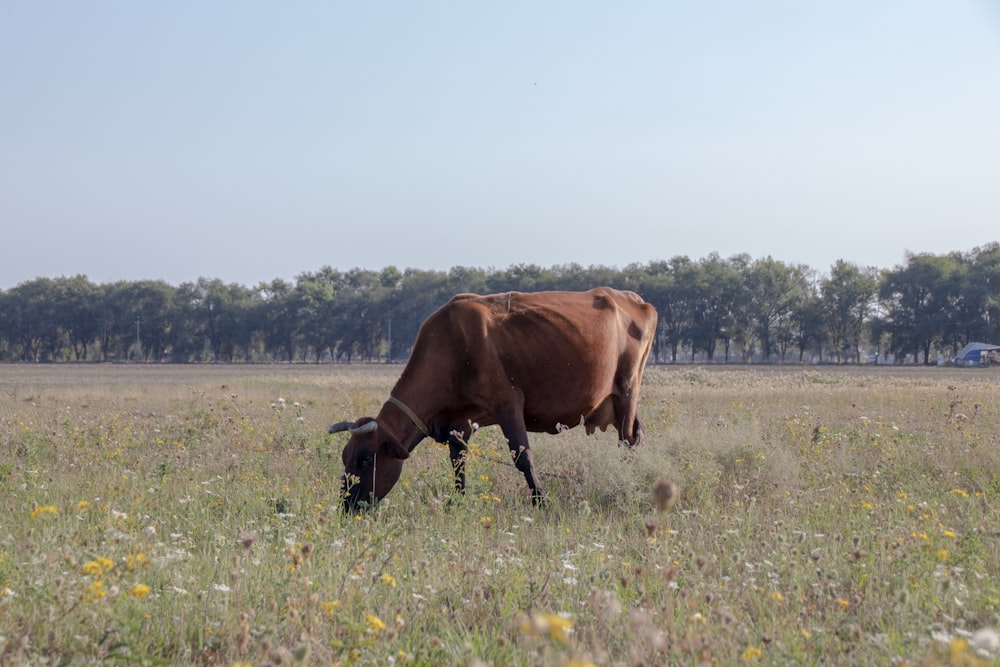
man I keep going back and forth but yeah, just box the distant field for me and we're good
[2,363,1000,665]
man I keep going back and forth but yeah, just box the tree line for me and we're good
[1,244,998,364]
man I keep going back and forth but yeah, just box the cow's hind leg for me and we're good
[631,416,646,448]
[612,385,645,448]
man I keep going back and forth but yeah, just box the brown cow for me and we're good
[328,287,657,510]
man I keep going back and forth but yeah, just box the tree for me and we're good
[879,253,959,363]
[821,260,878,363]
[52,275,101,361]
[679,254,740,361]
[747,257,807,362]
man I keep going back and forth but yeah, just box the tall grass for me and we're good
[2,364,1000,665]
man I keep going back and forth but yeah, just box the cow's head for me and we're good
[329,418,409,511]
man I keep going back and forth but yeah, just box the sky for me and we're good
[2,2,999,289]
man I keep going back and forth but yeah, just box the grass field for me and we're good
[2,363,1000,666]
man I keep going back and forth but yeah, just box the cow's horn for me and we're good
[348,421,378,436]
[328,421,353,434]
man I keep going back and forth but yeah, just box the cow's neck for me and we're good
[380,389,436,451]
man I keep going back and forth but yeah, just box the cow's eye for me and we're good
[358,453,374,469]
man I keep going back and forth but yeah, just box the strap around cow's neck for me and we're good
[388,395,431,439]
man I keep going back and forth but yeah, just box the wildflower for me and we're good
[380,573,397,587]
[125,553,149,570]
[82,579,107,602]
[129,584,151,598]
[943,530,956,539]
[741,645,763,662]
[521,613,573,643]
[950,637,969,663]
[30,505,58,519]
[365,614,386,634]
[320,600,341,616]
[836,598,849,609]
[937,549,950,563]
[949,489,970,498]
[82,557,115,576]
[771,591,784,602]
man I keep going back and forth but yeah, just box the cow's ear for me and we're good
[383,438,410,460]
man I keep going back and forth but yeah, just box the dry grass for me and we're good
[2,363,1000,665]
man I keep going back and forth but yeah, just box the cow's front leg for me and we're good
[448,441,469,493]
[510,445,546,505]
[496,405,546,504]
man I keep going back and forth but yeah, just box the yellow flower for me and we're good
[943,530,956,539]
[82,579,107,602]
[949,489,970,498]
[741,645,763,662]
[937,549,950,563]
[129,584,151,598]
[321,600,341,616]
[521,613,574,643]
[30,505,58,519]
[82,557,115,576]
[950,637,970,662]
[771,591,784,602]
[125,553,149,570]
[380,573,397,587]
[836,598,850,609]
[365,614,386,633]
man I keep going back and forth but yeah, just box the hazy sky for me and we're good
[3,2,999,289]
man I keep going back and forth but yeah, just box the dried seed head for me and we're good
[240,532,257,550]
[652,478,679,512]
[644,517,659,536]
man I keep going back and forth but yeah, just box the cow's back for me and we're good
[426,288,656,429]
